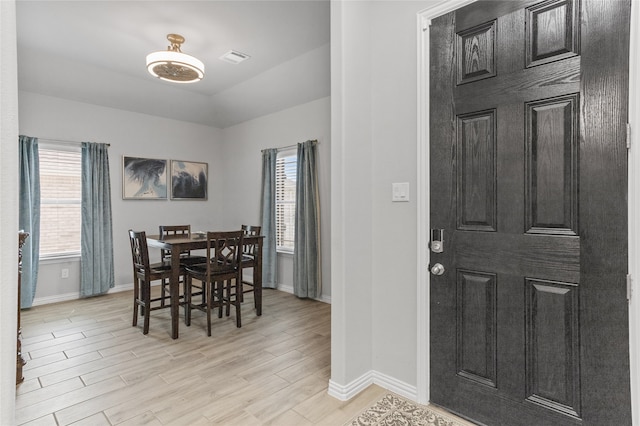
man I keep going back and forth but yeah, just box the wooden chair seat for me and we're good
[148,262,172,273]
[176,255,208,266]
[185,260,235,277]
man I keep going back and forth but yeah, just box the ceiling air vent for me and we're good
[219,50,251,64]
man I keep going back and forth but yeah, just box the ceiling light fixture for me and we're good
[146,33,204,83]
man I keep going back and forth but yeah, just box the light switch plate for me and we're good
[392,182,410,202]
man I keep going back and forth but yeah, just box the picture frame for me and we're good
[171,160,208,200]
[122,156,168,200]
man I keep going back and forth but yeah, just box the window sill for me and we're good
[277,250,294,256]
[39,254,81,265]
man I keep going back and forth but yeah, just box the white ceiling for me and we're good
[16,0,330,129]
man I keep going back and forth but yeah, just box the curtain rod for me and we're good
[262,140,319,153]
[39,137,110,147]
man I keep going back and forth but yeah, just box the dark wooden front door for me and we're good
[429,1,631,424]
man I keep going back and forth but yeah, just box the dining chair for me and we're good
[239,224,262,304]
[184,230,244,336]
[158,225,208,307]
[158,225,208,265]
[128,229,173,335]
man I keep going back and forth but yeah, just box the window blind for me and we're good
[275,152,297,252]
[39,147,82,257]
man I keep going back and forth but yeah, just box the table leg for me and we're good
[170,248,181,339]
[255,240,263,316]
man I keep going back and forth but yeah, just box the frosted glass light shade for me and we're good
[146,50,204,83]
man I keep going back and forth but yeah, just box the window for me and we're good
[39,145,82,258]
[275,150,297,252]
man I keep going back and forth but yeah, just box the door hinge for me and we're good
[627,123,631,150]
[628,274,633,301]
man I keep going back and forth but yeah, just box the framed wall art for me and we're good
[122,156,168,200]
[171,160,208,200]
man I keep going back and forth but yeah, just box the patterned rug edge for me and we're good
[344,393,468,426]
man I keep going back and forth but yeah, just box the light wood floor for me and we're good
[16,288,390,425]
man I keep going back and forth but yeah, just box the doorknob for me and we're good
[430,263,445,276]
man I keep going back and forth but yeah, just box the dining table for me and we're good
[146,233,263,339]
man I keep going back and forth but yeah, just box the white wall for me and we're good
[18,91,223,302]
[220,97,331,301]
[329,0,375,397]
[329,0,421,398]
[370,1,420,389]
[0,0,20,422]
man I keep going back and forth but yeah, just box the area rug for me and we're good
[346,394,467,426]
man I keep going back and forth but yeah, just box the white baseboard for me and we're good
[328,370,418,402]
[108,283,134,294]
[31,283,134,307]
[31,282,333,306]
[31,292,80,307]
[328,373,373,401]
[277,284,332,304]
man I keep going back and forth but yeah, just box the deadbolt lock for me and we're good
[430,229,444,253]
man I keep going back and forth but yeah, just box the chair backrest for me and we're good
[241,225,261,256]
[159,225,192,261]
[241,224,261,236]
[128,229,150,276]
[206,230,243,275]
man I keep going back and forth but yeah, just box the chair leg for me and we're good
[182,273,188,318]
[225,279,231,317]
[160,278,166,307]
[239,268,245,303]
[201,279,207,308]
[185,275,192,327]
[143,281,151,335]
[140,287,146,317]
[206,280,213,337]
[132,277,139,327]
[254,284,258,310]
[235,278,242,328]
[216,281,224,319]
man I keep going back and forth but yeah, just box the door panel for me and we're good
[456,21,496,85]
[525,279,581,417]
[525,0,580,67]
[457,109,496,231]
[429,1,631,425]
[525,94,579,235]
[456,270,497,388]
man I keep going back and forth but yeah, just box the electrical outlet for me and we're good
[61,268,69,279]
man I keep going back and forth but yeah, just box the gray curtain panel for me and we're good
[18,135,41,309]
[293,140,320,298]
[80,142,114,297]
[260,148,278,288]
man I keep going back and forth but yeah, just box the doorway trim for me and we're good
[415,1,639,423]
[627,1,640,423]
